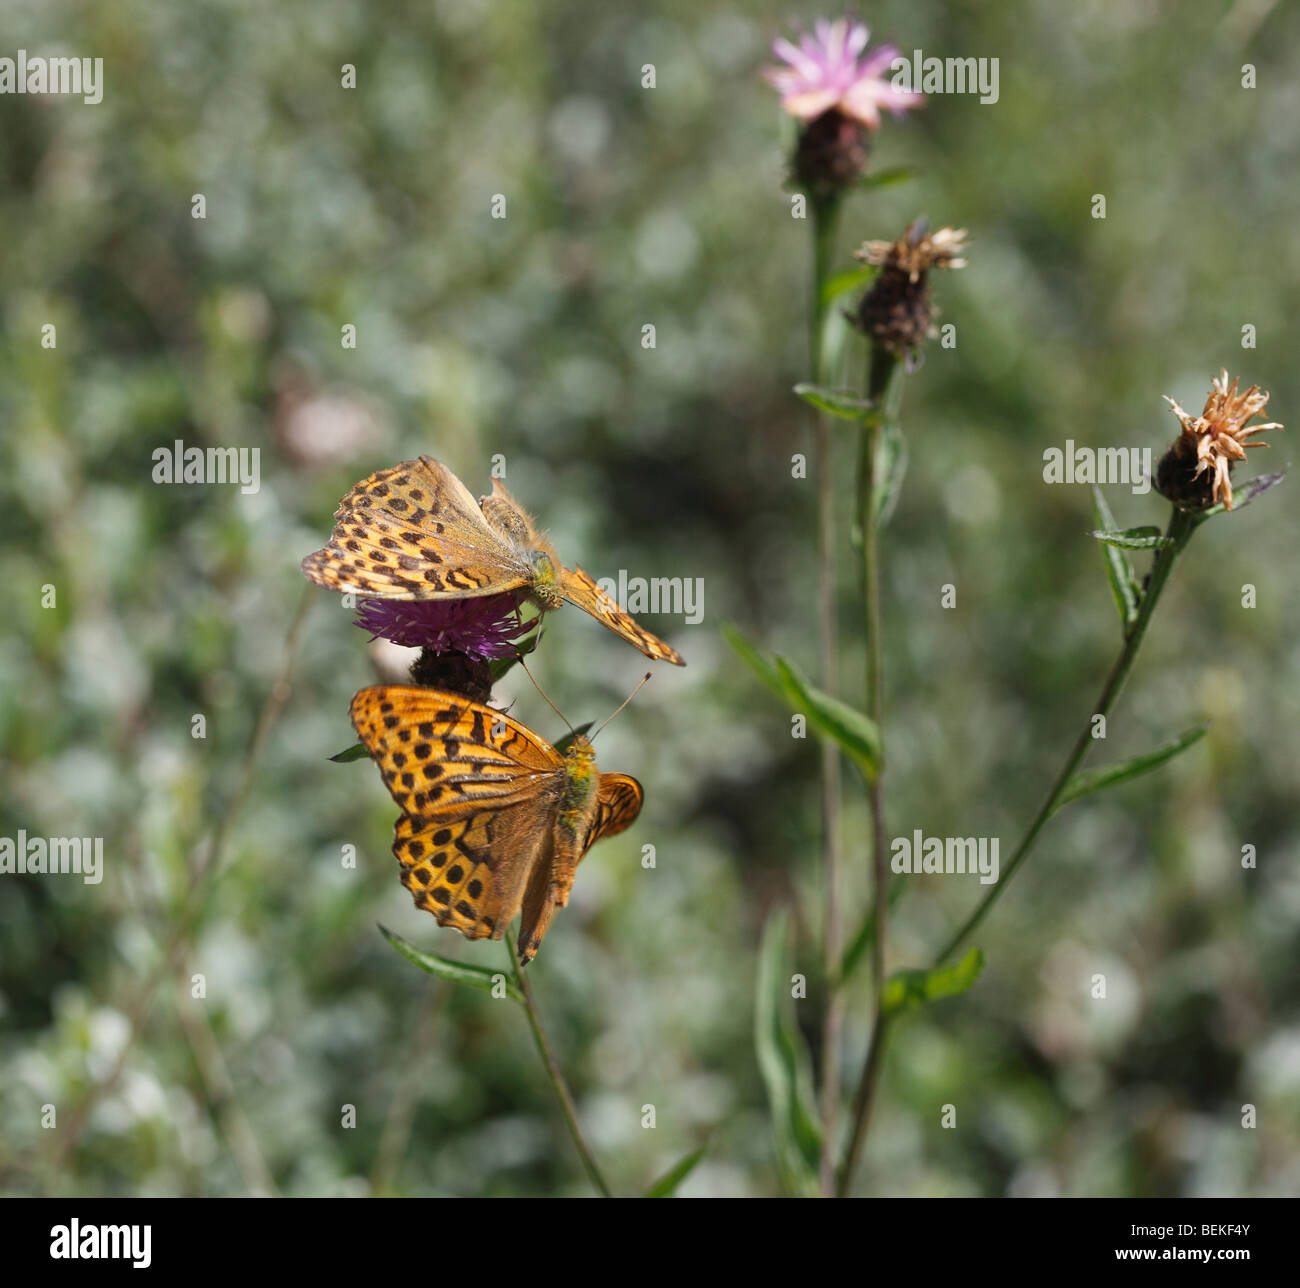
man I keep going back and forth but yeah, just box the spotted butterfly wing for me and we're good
[302,458,530,600]
[351,686,563,943]
[558,565,685,667]
[350,686,643,962]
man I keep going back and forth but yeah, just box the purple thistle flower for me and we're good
[353,593,535,659]
[764,17,923,129]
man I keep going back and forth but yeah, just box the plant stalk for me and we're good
[836,348,900,1196]
[839,503,1197,1194]
[506,930,613,1198]
[933,504,1197,963]
[810,195,846,1198]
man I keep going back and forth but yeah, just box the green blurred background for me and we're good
[2,0,1297,1197]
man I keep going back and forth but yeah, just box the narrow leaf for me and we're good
[1090,486,1140,631]
[724,626,882,781]
[489,627,540,681]
[379,925,523,1002]
[755,910,821,1196]
[882,947,985,1018]
[1196,470,1286,520]
[837,879,907,984]
[1091,526,1173,550]
[721,623,786,702]
[643,1145,707,1198]
[857,164,918,190]
[330,741,369,763]
[1229,470,1285,512]
[819,265,876,309]
[872,415,908,528]
[774,657,882,782]
[793,383,873,422]
[1054,724,1209,813]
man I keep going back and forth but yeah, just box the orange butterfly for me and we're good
[350,685,643,963]
[303,457,685,665]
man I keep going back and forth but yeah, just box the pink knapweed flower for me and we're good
[764,18,923,129]
[354,593,534,659]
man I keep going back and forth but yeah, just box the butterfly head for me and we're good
[528,549,565,608]
[560,734,599,819]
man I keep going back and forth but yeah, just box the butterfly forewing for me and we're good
[559,565,686,666]
[351,686,565,941]
[302,457,530,600]
[305,455,686,663]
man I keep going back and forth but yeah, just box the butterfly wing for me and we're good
[350,686,564,941]
[302,456,531,600]
[515,833,560,965]
[586,772,644,848]
[558,565,686,666]
[516,772,644,964]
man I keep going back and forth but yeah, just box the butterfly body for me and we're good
[303,457,684,664]
[350,686,642,963]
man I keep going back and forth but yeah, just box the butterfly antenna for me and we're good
[592,672,652,741]
[518,655,573,734]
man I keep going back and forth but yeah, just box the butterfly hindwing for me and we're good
[516,771,644,964]
[395,802,553,941]
[351,686,565,939]
[586,772,644,848]
[559,565,686,666]
[302,457,530,600]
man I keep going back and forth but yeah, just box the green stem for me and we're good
[836,348,901,1197]
[839,502,1197,1196]
[810,193,845,1199]
[933,504,1197,963]
[506,930,613,1197]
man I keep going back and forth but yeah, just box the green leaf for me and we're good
[1227,470,1285,512]
[1091,486,1141,631]
[1194,470,1286,521]
[723,626,882,781]
[721,622,786,702]
[489,622,540,681]
[882,947,985,1018]
[329,741,369,763]
[872,414,908,528]
[793,383,874,422]
[1091,526,1173,550]
[379,925,523,1002]
[643,1145,707,1198]
[819,265,877,309]
[774,657,882,781]
[837,879,907,984]
[857,164,918,191]
[1054,724,1209,813]
[755,910,821,1196]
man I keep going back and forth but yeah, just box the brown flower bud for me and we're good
[792,109,870,200]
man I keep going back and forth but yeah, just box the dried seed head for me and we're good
[1156,370,1281,511]
[852,219,969,357]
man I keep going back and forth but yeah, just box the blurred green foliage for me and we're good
[1,0,1298,1197]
